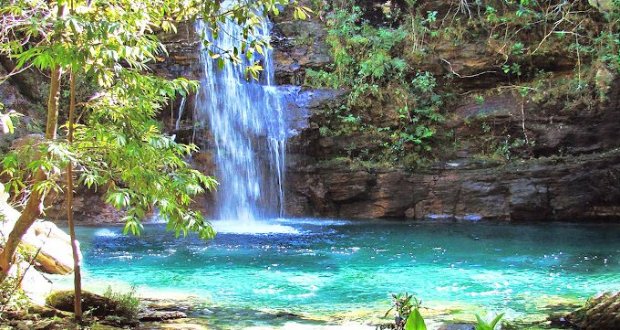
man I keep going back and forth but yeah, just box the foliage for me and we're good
[0,0,309,244]
[305,3,444,163]
[0,244,35,316]
[384,293,426,330]
[392,71,444,153]
[405,307,427,330]
[0,103,21,135]
[305,0,619,166]
[0,276,30,317]
[475,312,505,330]
[102,286,140,321]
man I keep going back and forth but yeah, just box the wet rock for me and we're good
[554,292,620,330]
[326,171,373,202]
[45,187,125,225]
[152,21,201,80]
[272,9,331,85]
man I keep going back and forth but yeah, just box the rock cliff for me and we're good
[151,0,620,222]
[273,0,620,221]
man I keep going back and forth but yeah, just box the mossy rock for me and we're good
[45,291,134,319]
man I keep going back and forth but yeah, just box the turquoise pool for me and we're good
[71,219,620,328]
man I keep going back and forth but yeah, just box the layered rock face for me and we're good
[271,1,620,221]
[284,149,620,220]
[280,78,620,220]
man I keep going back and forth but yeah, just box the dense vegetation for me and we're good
[304,0,619,167]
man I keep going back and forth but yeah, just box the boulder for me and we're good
[0,184,77,275]
[47,290,140,326]
[550,292,620,329]
[46,291,123,318]
[564,292,620,330]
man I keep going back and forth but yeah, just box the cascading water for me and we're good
[174,96,187,132]
[195,16,287,224]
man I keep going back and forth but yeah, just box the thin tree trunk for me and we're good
[67,70,82,321]
[66,0,83,319]
[45,65,62,140]
[0,5,65,283]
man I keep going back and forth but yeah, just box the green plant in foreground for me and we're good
[384,293,426,330]
[0,276,30,317]
[475,312,504,330]
[404,307,427,330]
[102,286,141,321]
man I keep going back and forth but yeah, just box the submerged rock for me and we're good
[437,325,475,330]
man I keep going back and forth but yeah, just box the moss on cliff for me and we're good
[300,0,620,169]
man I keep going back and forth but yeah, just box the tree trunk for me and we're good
[67,70,82,321]
[0,170,47,281]
[0,4,65,284]
[45,65,62,140]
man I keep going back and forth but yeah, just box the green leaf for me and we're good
[294,7,307,20]
[405,308,427,330]
[474,313,504,330]
[0,113,14,134]
[490,313,505,328]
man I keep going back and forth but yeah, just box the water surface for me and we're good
[72,220,620,327]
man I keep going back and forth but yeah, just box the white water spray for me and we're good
[195,16,287,223]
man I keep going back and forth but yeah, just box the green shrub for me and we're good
[0,276,30,316]
[102,286,140,320]
[384,293,427,330]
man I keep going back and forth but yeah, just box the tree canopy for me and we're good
[0,0,310,281]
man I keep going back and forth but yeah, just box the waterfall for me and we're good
[195,17,287,222]
[175,96,186,131]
